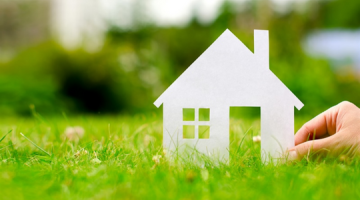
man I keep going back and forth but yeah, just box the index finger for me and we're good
[295,105,339,145]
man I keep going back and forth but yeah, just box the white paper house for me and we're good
[154,29,303,162]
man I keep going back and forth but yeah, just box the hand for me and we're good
[289,101,360,160]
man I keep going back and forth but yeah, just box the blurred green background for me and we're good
[0,0,359,117]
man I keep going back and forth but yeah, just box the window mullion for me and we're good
[194,108,199,121]
[198,122,210,126]
[195,125,198,139]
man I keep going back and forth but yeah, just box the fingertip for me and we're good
[288,150,299,161]
[294,127,311,145]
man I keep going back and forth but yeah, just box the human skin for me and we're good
[289,101,360,160]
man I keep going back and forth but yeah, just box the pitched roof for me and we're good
[154,29,303,110]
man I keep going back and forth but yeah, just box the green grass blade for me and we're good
[20,132,51,156]
[0,144,13,151]
[0,130,12,143]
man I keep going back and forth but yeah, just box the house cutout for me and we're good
[154,29,303,162]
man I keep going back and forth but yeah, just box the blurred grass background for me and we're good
[0,0,360,117]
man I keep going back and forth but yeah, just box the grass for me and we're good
[0,114,359,199]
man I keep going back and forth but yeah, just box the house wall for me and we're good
[163,103,229,162]
[261,105,294,162]
[163,103,182,154]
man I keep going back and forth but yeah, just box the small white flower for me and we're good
[65,126,85,141]
[253,135,261,143]
[91,158,102,164]
[152,155,162,165]
[74,151,81,158]
[74,149,88,158]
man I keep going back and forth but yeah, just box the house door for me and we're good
[229,107,261,158]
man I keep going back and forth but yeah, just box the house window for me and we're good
[199,125,210,139]
[183,125,195,139]
[182,108,210,139]
[199,108,210,121]
[183,108,195,121]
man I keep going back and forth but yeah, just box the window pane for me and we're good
[199,126,210,139]
[183,125,195,139]
[183,108,195,121]
[199,108,210,121]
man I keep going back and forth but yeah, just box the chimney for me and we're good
[254,30,269,69]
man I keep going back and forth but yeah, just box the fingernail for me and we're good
[288,150,298,161]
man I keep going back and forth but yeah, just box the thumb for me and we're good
[289,136,335,160]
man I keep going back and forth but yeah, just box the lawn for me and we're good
[0,114,359,200]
